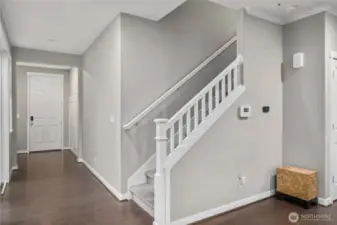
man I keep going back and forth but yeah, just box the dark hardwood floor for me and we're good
[1,150,336,225]
[0,151,152,225]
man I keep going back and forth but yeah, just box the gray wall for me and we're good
[170,11,283,221]
[82,16,122,192]
[121,0,238,192]
[282,13,326,198]
[14,66,70,150]
[12,47,81,68]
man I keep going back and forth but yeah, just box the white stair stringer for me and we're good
[164,85,246,170]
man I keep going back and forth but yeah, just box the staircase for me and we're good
[129,53,245,224]
[130,169,155,216]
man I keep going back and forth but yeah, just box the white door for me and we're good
[28,73,63,152]
[331,54,337,201]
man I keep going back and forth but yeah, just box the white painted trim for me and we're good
[327,51,337,203]
[171,190,275,225]
[77,157,84,163]
[0,18,10,52]
[244,5,336,26]
[132,192,154,217]
[1,182,7,195]
[128,154,156,192]
[68,93,79,159]
[63,146,71,149]
[11,165,18,170]
[318,197,333,207]
[79,158,129,201]
[26,72,64,152]
[1,54,11,184]
[17,61,72,70]
[9,165,18,181]
[17,149,28,154]
[123,36,237,130]
[245,7,283,25]
[164,86,246,170]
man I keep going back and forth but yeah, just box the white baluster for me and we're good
[187,109,191,135]
[221,77,225,100]
[237,55,244,86]
[194,104,198,128]
[179,118,183,144]
[154,118,168,225]
[170,127,174,152]
[228,70,233,94]
[201,96,206,122]
[208,91,212,114]
[215,83,219,109]
[233,65,238,91]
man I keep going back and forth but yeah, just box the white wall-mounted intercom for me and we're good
[293,52,304,68]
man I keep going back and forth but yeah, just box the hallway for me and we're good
[0,151,152,225]
[1,151,337,225]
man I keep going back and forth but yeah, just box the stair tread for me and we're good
[145,169,155,179]
[130,183,154,209]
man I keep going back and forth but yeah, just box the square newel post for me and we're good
[153,118,168,225]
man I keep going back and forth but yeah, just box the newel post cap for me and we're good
[154,118,169,124]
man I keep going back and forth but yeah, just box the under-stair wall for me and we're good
[121,0,238,193]
[169,11,283,224]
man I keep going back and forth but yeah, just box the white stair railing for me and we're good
[153,55,244,225]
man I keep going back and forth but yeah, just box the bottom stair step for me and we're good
[130,183,154,216]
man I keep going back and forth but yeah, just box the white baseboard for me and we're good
[318,197,333,207]
[171,190,275,225]
[17,149,28,154]
[79,158,129,201]
[77,157,84,163]
[10,165,18,181]
[128,154,156,192]
[63,146,71,150]
[12,165,18,170]
[1,182,7,195]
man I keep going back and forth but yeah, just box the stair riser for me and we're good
[147,176,154,185]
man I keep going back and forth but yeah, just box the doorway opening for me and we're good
[15,62,80,160]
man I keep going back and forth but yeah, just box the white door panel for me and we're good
[28,74,63,152]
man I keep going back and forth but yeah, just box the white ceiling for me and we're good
[1,0,186,55]
[2,0,337,55]
[212,0,337,25]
